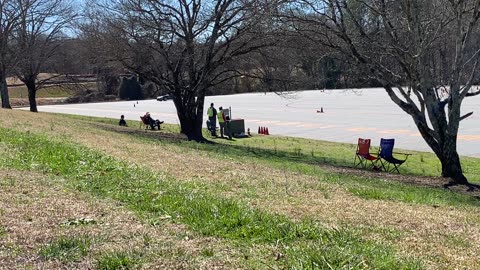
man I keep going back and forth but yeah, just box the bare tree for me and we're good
[92,0,280,141]
[0,0,23,109]
[12,0,75,112]
[284,0,480,184]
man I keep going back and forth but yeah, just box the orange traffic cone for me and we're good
[265,127,269,135]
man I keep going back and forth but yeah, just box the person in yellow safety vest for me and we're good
[217,106,226,138]
[207,103,217,137]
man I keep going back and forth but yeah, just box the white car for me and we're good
[156,94,174,101]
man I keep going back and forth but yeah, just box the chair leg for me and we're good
[353,155,362,167]
[378,159,387,172]
[392,164,400,173]
[373,159,381,170]
[379,160,402,173]
[360,158,366,169]
[368,160,376,169]
[354,155,363,168]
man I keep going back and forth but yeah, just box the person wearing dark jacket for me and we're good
[144,112,164,130]
[119,115,127,126]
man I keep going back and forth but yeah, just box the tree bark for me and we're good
[174,92,206,142]
[438,139,468,185]
[26,79,38,112]
[177,112,205,141]
[0,73,11,109]
[415,116,468,185]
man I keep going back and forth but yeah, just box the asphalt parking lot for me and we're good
[30,88,480,157]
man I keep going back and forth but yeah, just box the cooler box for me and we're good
[229,119,245,135]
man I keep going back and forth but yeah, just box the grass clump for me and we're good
[348,182,478,206]
[39,235,91,262]
[0,127,423,269]
[200,248,214,257]
[96,251,141,270]
[0,225,6,236]
[285,239,422,270]
[137,135,480,207]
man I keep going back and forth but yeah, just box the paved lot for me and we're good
[30,88,480,157]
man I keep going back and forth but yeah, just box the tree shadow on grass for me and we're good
[94,122,348,165]
[444,181,480,193]
[97,123,480,199]
[93,122,189,142]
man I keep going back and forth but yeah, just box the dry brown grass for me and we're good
[0,169,241,270]
[10,97,68,108]
[1,109,479,269]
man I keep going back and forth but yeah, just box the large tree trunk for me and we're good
[0,73,11,109]
[25,79,38,112]
[415,116,469,185]
[438,139,468,185]
[174,92,206,142]
[177,112,204,141]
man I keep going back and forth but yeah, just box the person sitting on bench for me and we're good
[144,112,164,130]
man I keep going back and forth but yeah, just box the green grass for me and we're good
[347,180,479,206]
[9,85,73,98]
[200,248,215,257]
[0,225,6,237]
[285,238,421,270]
[59,113,183,133]
[58,114,480,206]
[0,127,423,269]
[8,82,97,98]
[215,136,480,184]
[39,235,91,262]
[63,113,480,183]
[104,128,480,208]
[96,251,142,270]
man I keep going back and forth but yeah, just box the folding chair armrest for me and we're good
[394,152,412,161]
[393,152,411,156]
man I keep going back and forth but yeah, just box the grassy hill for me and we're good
[0,109,479,269]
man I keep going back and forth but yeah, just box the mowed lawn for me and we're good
[0,109,479,270]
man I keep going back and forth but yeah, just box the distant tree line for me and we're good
[0,0,381,110]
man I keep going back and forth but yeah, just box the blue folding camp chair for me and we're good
[377,138,411,173]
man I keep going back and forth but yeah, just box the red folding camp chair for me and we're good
[377,138,411,173]
[139,116,152,129]
[353,138,378,169]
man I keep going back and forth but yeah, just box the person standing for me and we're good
[225,115,232,140]
[217,106,226,138]
[207,103,217,137]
